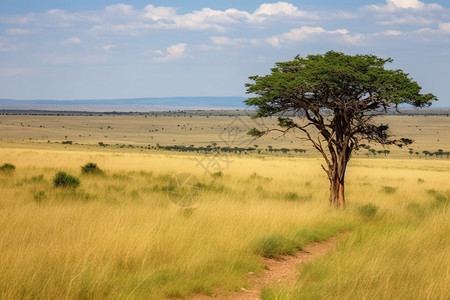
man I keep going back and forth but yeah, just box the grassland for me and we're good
[1,110,449,157]
[0,143,449,299]
[0,110,449,299]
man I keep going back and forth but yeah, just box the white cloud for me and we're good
[0,68,34,76]
[439,23,450,33]
[388,0,424,9]
[266,26,347,47]
[211,36,236,46]
[252,1,319,21]
[379,15,434,26]
[381,29,403,36]
[143,5,176,21]
[105,4,134,16]
[153,43,187,62]
[102,44,116,51]
[60,37,82,45]
[254,2,299,16]
[0,38,21,52]
[42,53,108,65]
[6,28,33,35]
[92,2,319,35]
[366,0,443,12]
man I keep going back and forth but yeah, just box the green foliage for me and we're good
[253,233,298,258]
[53,171,80,188]
[427,189,450,206]
[211,171,223,178]
[245,51,437,208]
[382,186,397,194]
[283,192,299,201]
[0,163,16,172]
[81,162,103,175]
[247,127,263,137]
[358,203,379,218]
[33,191,46,203]
[246,51,437,115]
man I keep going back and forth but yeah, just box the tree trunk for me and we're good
[328,148,349,209]
[329,178,345,209]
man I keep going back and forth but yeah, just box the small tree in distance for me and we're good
[245,51,437,208]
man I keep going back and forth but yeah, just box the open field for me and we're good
[1,110,449,157]
[0,144,449,299]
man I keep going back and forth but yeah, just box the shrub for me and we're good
[358,203,378,218]
[53,171,80,188]
[254,233,298,258]
[382,186,397,194]
[81,162,103,175]
[0,163,16,172]
[34,191,46,203]
[283,192,299,201]
[427,189,450,205]
[211,171,223,178]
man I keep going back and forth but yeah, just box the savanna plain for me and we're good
[0,111,449,299]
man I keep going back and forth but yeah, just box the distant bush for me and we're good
[358,203,378,218]
[211,171,223,178]
[427,189,450,205]
[53,171,80,188]
[81,162,103,175]
[382,186,397,194]
[34,191,46,203]
[254,233,298,258]
[0,163,16,172]
[283,192,299,201]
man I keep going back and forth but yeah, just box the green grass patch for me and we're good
[53,171,80,189]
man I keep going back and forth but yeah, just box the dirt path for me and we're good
[192,235,345,300]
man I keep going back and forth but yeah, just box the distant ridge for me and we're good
[0,97,247,112]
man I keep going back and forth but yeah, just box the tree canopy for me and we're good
[245,51,437,208]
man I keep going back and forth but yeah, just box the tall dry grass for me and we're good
[0,146,449,299]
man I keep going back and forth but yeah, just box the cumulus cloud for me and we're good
[153,43,187,62]
[378,15,434,26]
[439,22,450,33]
[143,5,176,21]
[60,37,82,45]
[105,4,134,16]
[366,0,443,12]
[91,2,319,34]
[265,26,352,47]
[381,29,403,36]
[255,2,300,16]
[101,44,116,51]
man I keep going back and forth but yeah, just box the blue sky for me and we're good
[0,0,449,107]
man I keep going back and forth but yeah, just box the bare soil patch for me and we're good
[193,235,345,300]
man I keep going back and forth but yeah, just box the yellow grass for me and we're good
[1,112,449,157]
[0,144,449,299]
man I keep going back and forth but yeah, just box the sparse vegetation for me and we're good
[0,163,16,172]
[81,162,103,175]
[382,186,398,194]
[0,114,449,299]
[53,171,80,188]
[254,233,298,258]
[358,203,379,218]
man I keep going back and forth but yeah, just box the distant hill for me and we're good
[0,97,247,112]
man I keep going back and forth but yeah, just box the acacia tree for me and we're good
[245,51,437,208]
